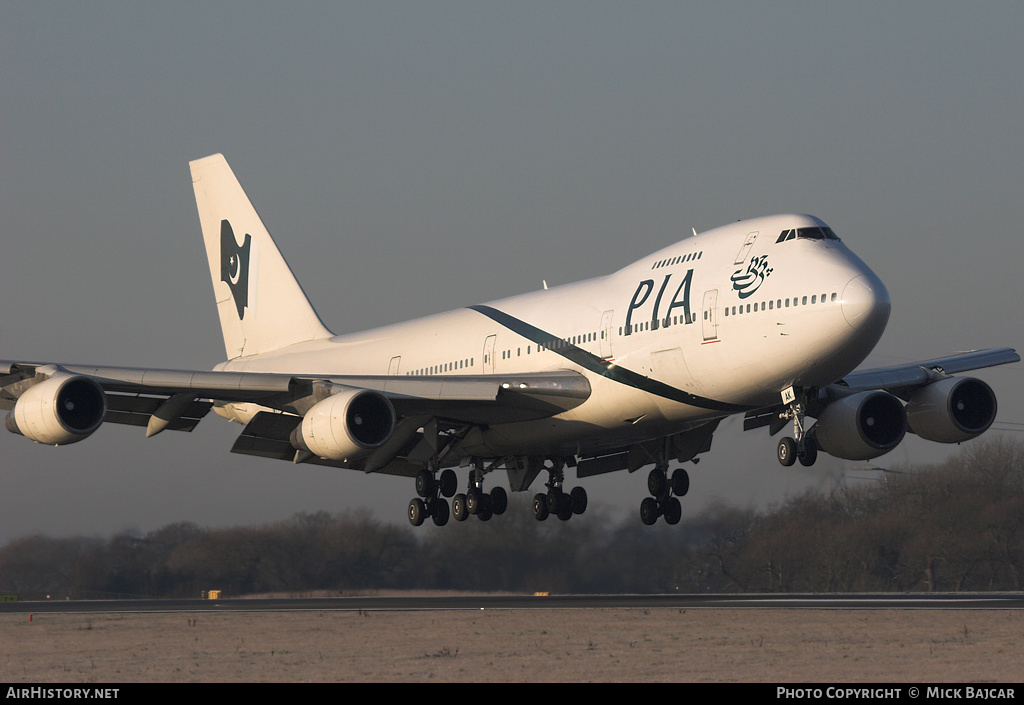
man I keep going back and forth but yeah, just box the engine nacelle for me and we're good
[5,373,107,445]
[813,390,907,461]
[906,377,997,443]
[290,388,396,461]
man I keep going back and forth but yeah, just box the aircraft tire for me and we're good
[663,496,682,525]
[490,486,508,515]
[439,469,458,498]
[640,497,659,525]
[648,468,667,497]
[452,494,469,521]
[570,486,588,514]
[466,489,482,515]
[547,491,563,515]
[432,498,450,526]
[671,468,690,497]
[777,437,797,467]
[408,498,426,527]
[798,440,818,467]
[415,470,434,498]
[533,494,549,521]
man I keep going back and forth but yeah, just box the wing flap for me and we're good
[104,393,212,432]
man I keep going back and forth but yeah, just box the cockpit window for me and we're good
[775,227,840,243]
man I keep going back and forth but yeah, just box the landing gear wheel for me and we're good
[439,469,458,498]
[466,489,483,515]
[777,437,797,467]
[648,468,667,497]
[798,439,818,467]
[477,506,493,521]
[415,470,434,498]
[640,497,659,526]
[452,494,468,522]
[663,496,682,525]
[532,493,549,521]
[490,486,508,515]
[547,491,563,515]
[408,498,426,527]
[432,498,450,526]
[570,486,588,515]
[557,504,573,521]
[671,468,690,497]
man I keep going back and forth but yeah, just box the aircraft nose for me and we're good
[842,274,891,334]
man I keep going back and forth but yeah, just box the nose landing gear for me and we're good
[776,392,818,467]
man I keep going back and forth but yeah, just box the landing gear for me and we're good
[639,466,690,525]
[776,390,818,467]
[663,496,682,525]
[452,493,469,522]
[532,459,587,521]
[777,437,797,467]
[671,468,689,497]
[532,493,549,521]
[407,495,450,527]
[798,438,817,467]
[638,435,694,526]
[408,498,426,526]
[407,468,457,526]
[439,468,458,497]
[640,497,659,526]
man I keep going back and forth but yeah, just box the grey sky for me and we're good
[1,2,1021,542]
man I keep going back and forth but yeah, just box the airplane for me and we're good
[1,154,1018,527]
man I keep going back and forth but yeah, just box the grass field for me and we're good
[2,606,1022,682]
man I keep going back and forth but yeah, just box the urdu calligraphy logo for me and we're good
[730,255,773,299]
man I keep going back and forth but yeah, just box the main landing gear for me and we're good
[639,466,689,525]
[408,464,508,526]
[407,467,458,527]
[532,460,588,521]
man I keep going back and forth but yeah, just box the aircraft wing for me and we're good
[0,359,591,476]
[836,347,1019,392]
[0,360,591,428]
[743,347,1019,433]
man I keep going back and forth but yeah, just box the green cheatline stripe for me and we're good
[468,304,749,413]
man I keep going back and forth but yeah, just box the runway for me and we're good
[3,592,1023,614]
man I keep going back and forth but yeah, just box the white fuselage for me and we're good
[216,214,890,458]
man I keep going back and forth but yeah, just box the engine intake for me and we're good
[290,387,396,461]
[6,373,107,445]
[813,390,907,461]
[906,377,997,443]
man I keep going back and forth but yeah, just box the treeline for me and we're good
[2,439,1021,599]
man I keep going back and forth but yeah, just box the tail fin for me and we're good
[190,154,333,359]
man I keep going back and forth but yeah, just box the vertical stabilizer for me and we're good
[190,154,333,359]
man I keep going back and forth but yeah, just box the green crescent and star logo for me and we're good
[220,220,252,320]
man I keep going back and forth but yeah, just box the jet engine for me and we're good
[290,387,396,460]
[906,377,997,443]
[812,390,907,461]
[5,373,107,445]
